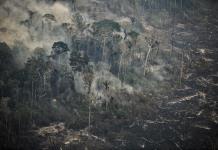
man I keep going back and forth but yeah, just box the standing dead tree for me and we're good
[83,66,94,131]
[143,37,159,75]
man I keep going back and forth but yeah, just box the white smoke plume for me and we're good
[0,0,73,53]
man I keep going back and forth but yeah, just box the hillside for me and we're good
[0,0,218,149]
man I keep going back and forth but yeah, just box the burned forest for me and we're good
[0,0,218,149]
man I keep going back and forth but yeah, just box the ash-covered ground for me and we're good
[0,0,218,149]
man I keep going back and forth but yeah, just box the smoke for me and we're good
[0,0,73,55]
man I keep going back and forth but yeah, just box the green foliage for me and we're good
[92,19,121,35]
[70,50,89,72]
[0,42,15,76]
[52,41,69,50]
[18,52,51,103]
[128,30,139,40]
[25,57,48,78]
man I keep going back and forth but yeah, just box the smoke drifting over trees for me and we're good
[0,0,218,149]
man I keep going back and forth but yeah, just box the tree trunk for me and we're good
[144,45,152,75]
